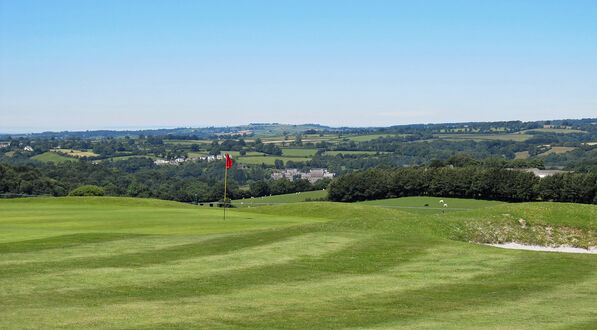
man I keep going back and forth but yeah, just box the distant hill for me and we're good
[4,123,362,139]
[4,118,595,140]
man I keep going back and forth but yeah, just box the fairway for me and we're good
[232,190,327,205]
[0,197,596,328]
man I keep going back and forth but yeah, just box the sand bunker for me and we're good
[485,242,597,254]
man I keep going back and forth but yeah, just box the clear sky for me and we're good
[1,0,596,133]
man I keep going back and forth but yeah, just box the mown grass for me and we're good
[358,196,506,217]
[0,197,595,328]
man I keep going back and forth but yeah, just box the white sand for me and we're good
[485,242,597,254]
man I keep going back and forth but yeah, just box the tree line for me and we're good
[0,161,330,203]
[328,166,597,204]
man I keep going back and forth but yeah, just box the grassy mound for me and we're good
[0,197,595,328]
[439,202,596,248]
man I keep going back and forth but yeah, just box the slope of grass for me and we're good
[360,196,504,208]
[51,148,99,157]
[0,197,595,328]
[30,151,75,163]
[537,146,576,156]
[232,190,327,205]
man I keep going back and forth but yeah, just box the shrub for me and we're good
[68,185,105,196]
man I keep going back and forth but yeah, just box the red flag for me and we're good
[225,153,233,169]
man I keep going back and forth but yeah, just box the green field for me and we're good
[30,151,75,163]
[232,190,327,205]
[537,146,576,156]
[345,134,391,142]
[281,148,318,157]
[0,197,596,328]
[51,148,100,157]
[237,156,309,165]
[222,151,266,157]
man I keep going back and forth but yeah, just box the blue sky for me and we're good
[1,0,596,132]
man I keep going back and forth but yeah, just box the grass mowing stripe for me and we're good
[0,232,434,308]
[0,233,360,296]
[0,225,321,279]
[0,233,145,254]
[0,198,595,328]
[232,252,596,328]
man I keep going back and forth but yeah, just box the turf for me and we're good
[359,196,505,211]
[232,190,327,205]
[0,197,595,328]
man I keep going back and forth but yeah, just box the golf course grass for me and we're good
[0,197,595,328]
[232,190,327,205]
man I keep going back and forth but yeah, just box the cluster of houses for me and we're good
[272,168,335,183]
[0,143,34,151]
[543,124,574,130]
[154,158,193,165]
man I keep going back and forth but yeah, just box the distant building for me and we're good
[154,159,170,165]
[0,143,9,148]
[509,168,571,178]
[272,168,335,183]
[23,146,33,152]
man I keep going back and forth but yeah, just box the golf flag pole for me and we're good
[224,153,233,220]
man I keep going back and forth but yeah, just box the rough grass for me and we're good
[0,197,595,328]
[51,148,99,157]
[537,146,576,156]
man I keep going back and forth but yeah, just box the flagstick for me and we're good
[223,165,228,220]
